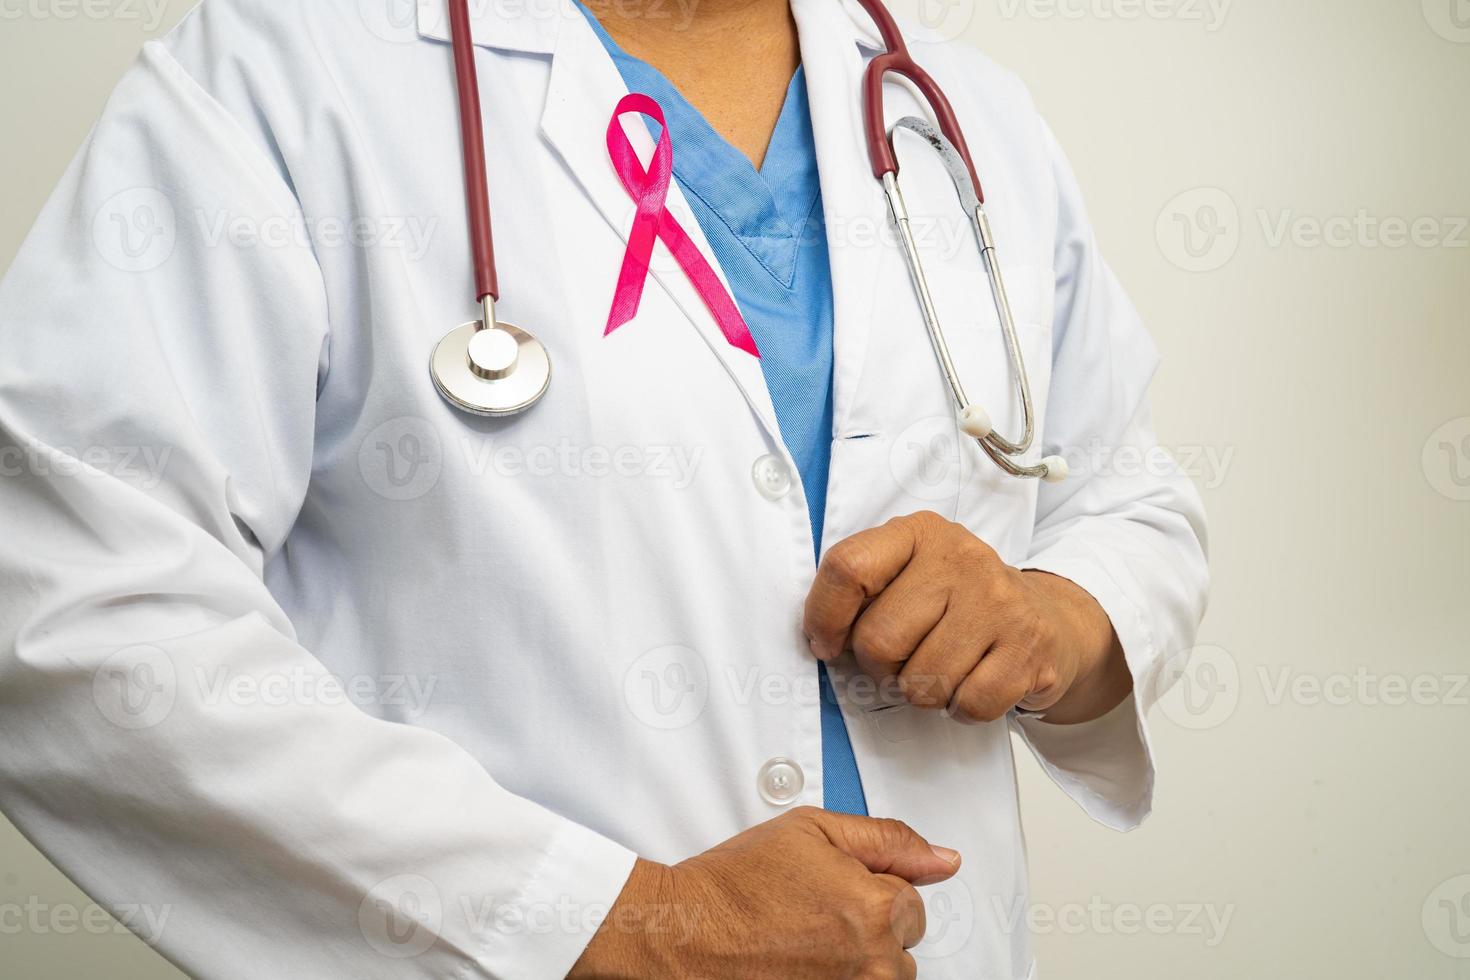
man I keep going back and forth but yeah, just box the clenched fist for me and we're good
[804,511,1131,725]
[570,807,960,979]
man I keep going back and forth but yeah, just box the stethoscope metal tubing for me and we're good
[881,118,1052,479]
[883,171,971,416]
[974,208,1036,457]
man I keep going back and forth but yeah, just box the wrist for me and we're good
[568,858,680,979]
[1020,569,1130,724]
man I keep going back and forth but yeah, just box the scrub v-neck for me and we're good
[581,8,868,816]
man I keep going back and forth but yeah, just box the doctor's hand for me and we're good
[804,511,1131,726]
[569,807,958,979]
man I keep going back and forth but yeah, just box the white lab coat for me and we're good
[0,0,1208,976]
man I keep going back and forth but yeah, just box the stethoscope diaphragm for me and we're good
[430,315,551,418]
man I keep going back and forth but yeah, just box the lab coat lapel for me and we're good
[539,14,783,442]
[791,0,895,435]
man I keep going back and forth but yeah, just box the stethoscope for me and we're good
[429,0,552,417]
[430,0,1067,482]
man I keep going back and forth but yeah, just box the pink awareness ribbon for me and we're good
[603,93,760,358]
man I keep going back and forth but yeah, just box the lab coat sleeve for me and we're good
[0,41,635,980]
[1009,121,1210,831]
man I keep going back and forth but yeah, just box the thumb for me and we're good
[809,811,961,885]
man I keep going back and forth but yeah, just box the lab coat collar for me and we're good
[835,0,902,51]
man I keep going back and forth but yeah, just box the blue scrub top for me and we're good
[581,10,868,816]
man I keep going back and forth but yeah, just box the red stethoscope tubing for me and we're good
[447,0,985,305]
[853,0,986,205]
[448,0,499,303]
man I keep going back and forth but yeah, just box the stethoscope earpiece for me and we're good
[430,0,1065,481]
[1039,456,1069,483]
[958,404,993,440]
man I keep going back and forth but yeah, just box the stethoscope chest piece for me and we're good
[431,313,551,417]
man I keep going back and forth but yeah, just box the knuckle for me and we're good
[902,510,950,533]
[953,529,991,560]
[911,908,927,945]
[874,817,916,849]
[954,688,1007,724]
[892,883,925,936]
[862,887,896,925]
[822,540,869,589]
[872,815,908,837]
[942,536,998,582]
[852,619,907,666]
[781,805,824,836]
[786,805,823,827]
[899,670,953,708]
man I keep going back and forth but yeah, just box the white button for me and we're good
[751,454,792,500]
[757,757,804,806]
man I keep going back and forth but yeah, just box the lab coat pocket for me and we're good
[932,260,1055,443]
[935,261,1057,558]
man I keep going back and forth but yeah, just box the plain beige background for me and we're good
[1,0,1467,977]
